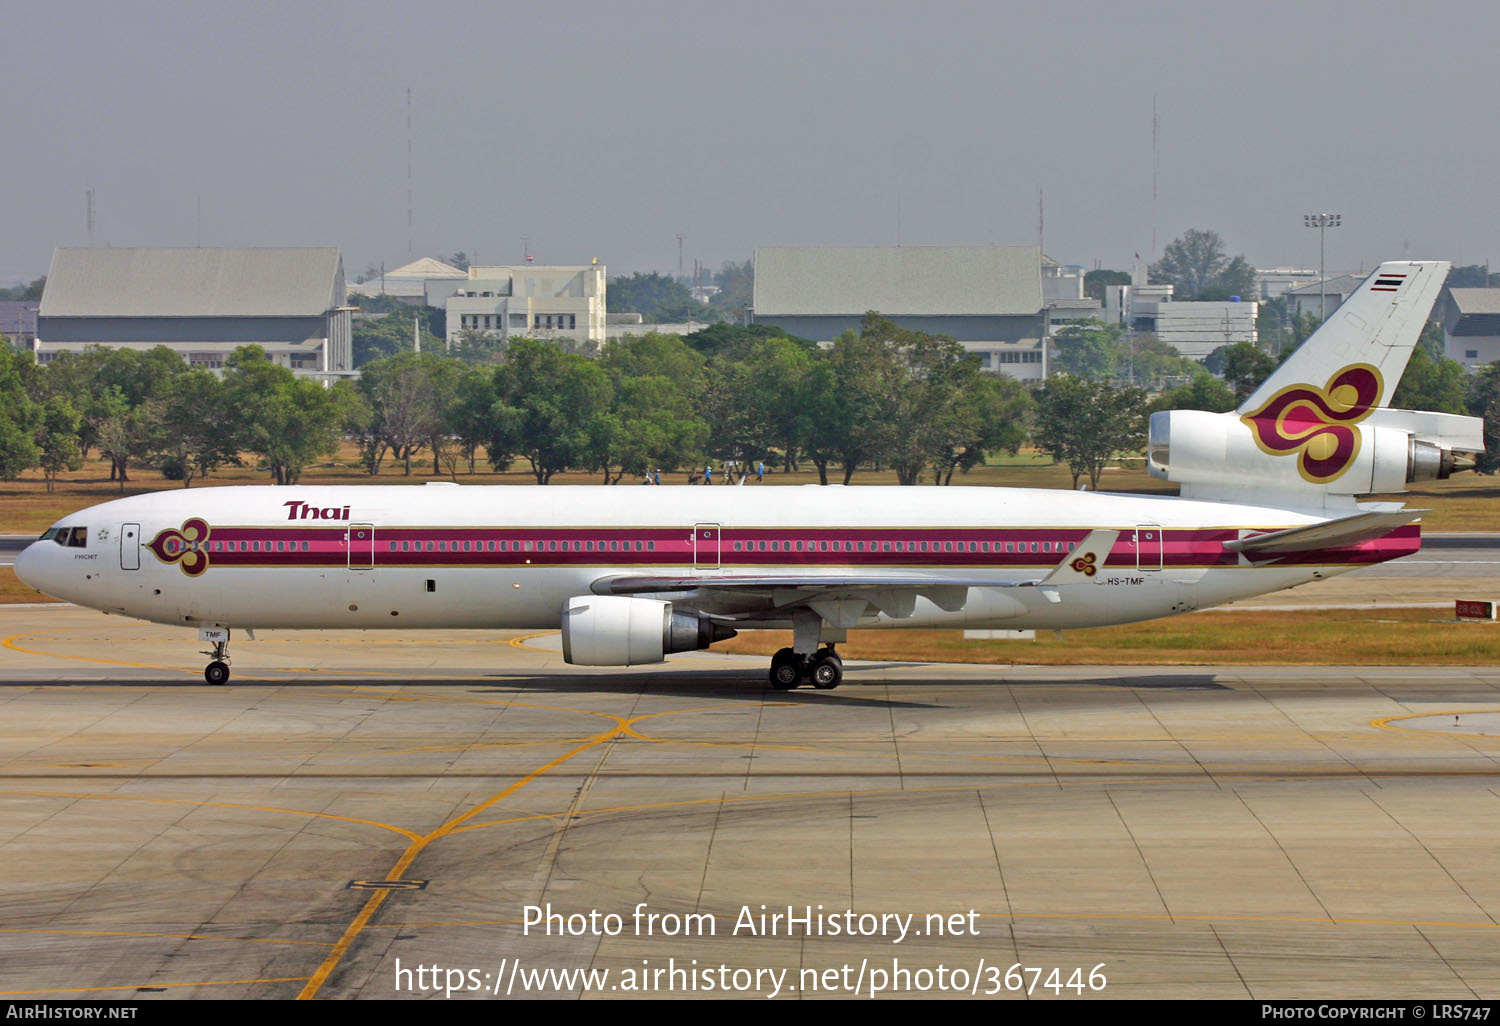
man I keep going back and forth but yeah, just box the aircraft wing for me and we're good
[591,530,1122,625]
[1223,509,1422,557]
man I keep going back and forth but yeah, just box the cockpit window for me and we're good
[67,527,88,548]
[38,528,61,542]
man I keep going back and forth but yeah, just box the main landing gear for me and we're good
[768,646,842,690]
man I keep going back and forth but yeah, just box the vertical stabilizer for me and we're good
[1239,261,1448,415]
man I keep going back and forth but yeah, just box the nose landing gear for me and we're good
[199,628,232,685]
[768,645,843,690]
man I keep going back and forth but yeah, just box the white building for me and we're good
[1103,274,1257,360]
[435,264,606,350]
[1254,267,1320,300]
[1284,273,1364,323]
[346,257,467,304]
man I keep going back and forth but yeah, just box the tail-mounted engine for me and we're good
[1147,407,1482,502]
[561,595,737,666]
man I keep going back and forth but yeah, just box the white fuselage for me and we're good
[14,484,1416,636]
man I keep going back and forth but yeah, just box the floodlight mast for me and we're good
[1304,213,1343,323]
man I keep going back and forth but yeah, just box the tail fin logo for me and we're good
[1070,552,1099,577]
[1241,364,1383,483]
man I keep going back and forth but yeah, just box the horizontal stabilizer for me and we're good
[1223,509,1422,557]
[1039,530,1120,585]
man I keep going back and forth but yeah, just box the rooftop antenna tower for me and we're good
[406,87,414,257]
[1037,186,1044,256]
[1151,95,1159,260]
[86,188,95,246]
[676,233,685,280]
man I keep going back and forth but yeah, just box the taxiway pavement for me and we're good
[1,604,1498,999]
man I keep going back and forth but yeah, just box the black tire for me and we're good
[769,649,800,690]
[204,661,230,686]
[810,654,842,689]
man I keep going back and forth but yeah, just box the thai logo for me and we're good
[1070,552,1098,577]
[148,518,212,576]
[1241,364,1383,484]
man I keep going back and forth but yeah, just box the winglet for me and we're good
[1041,530,1119,586]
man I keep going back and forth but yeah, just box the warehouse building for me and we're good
[36,248,353,379]
[751,246,1048,380]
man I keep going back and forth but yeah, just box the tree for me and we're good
[1467,362,1500,474]
[356,352,457,475]
[1150,371,1237,415]
[1206,341,1276,402]
[1034,375,1148,489]
[352,306,443,366]
[1447,264,1500,289]
[1393,341,1468,415]
[599,332,707,394]
[221,346,346,485]
[1119,332,1198,388]
[593,375,707,483]
[1150,230,1254,300]
[34,396,83,492]
[822,324,901,485]
[486,339,614,483]
[0,276,45,301]
[608,272,716,323]
[708,259,754,316]
[1049,319,1121,379]
[149,370,239,487]
[450,327,506,365]
[0,345,41,480]
[866,318,989,486]
[930,373,1033,485]
[683,322,809,361]
[1083,269,1131,302]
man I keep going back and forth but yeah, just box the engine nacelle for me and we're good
[1147,408,1464,498]
[560,595,736,666]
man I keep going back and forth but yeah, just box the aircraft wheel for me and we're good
[204,661,230,686]
[810,654,842,690]
[769,649,801,690]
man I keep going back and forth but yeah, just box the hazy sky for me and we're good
[6,0,1496,286]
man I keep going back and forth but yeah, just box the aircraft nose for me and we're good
[13,541,51,597]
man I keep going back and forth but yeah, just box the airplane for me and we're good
[13,260,1485,689]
